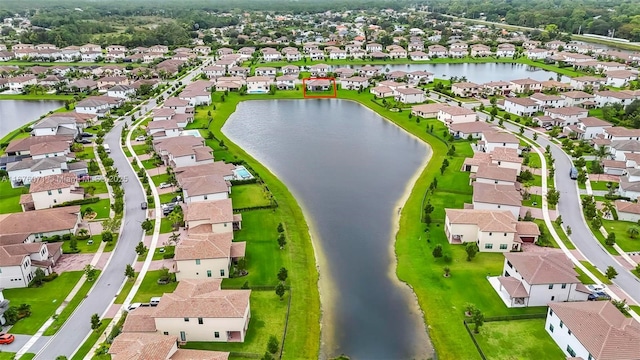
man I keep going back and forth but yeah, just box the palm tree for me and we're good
[601,200,616,219]
[596,144,609,161]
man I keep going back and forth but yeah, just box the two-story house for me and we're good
[185,198,241,234]
[504,97,540,117]
[23,173,84,210]
[174,232,245,281]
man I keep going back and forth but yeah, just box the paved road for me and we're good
[478,112,640,302]
[35,60,212,359]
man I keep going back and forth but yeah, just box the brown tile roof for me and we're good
[580,117,611,127]
[29,173,79,193]
[601,159,626,169]
[506,97,538,106]
[170,349,229,360]
[475,164,518,182]
[154,136,205,157]
[0,206,80,237]
[504,250,578,285]
[175,232,240,260]
[605,127,640,137]
[147,119,179,130]
[548,301,640,360]
[28,141,70,156]
[0,243,44,266]
[5,135,73,154]
[185,199,234,224]
[180,175,228,197]
[19,193,33,205]
[439,106,476,116]
[490,147,522,163]
[193,146,213,161]
[515,221,540,236]
[482,131,519,144]
[155,279,250,318]
[546,107,588,116]
[445,209,517,232]
[122,306,158,333]
[164,97,190,107]
[449,121,495,134]
[510,78,542,85]
[472,182,521,206]
[615,200,640,215]
[562,90,595,99]
[109,333,174,360]
[175,162,236,182]
[498,276,529,298]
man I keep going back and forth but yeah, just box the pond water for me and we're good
[222,99,433,359]
[0,100,64,138]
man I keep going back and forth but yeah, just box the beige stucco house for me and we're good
[24,173,84,211]
[174,232,246,281]
[184,199,241,234]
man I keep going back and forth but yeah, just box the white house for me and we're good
[451,82,482,98]
[394,88,425,104]
[154,136,214,168]
[615,200,640,222]
[254,67,276,77]
[604,127,640,141]
[510,78,543,93]
[606,70,637,88]
[437,107,477,125]
[449,121,495,139]
[106,85,135,99]
[31,116,80,138]
[496,43,516,58]
[530,93,564,108]
[246,76,272,94]
[480,131,519,153]
[594,90,635,107]
[185,199,240,234]
[427,45,448,58]
[504,97,539,117]
[474,164,518,186]
[491,251,588,308]
[203,66,226,78]
[546,301,640,360]
[573,117,611,140]
[525,48,548,60]
[365,43,382,53]
[275,75,296,90]
[570,76,605,91]
[561,91,595,107]
[472,182,521,218]
[180,173,230,204]
[147,120,181,139]
[544,107,589,126]
[341,76,369,90]
[6,157,67,187]
[25,173,84,210]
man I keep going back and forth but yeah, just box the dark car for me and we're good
[588,291,611,301]
[162,203,176,215]
[81,132,94,138]
[141,202,148,210]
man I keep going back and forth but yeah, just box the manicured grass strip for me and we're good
[159,217,175,234]
[590,181,617,191]
[114,275,137,304]
[533,220,560,249]
[526,152,542,169]
[151,173,170,187]
[630,305,640,315]
[70,318,112,360]
[473,319,565,360]
[0,354,17,360]
[79,180,108,195]
[0,180,28,214]
[550,222,576,250]
[601,219,640,252]
[574,266,596,285]
[81,198,111,219]
[579,260,612,285]
[0,94,74,100]
[522,194,543,209]
[230,183,273,209]
[4,271,83,334]
[43,271,101,335]
[131,270,179,303]
[18,354,36,360]
[183,290,288,355]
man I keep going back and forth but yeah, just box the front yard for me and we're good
[81,198,111,220]
[131,269,179,303]
[79,180,108,195]
[4,271,83,334]
[43,271,101,335]
[473,318,565,360]
[602,219,640,252]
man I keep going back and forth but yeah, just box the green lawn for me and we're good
[18,354,36,360]
[522,194,543,209]
[70,319,112,360]
[137,246,175,261]
[533,220,560,249]
[160,217,176,234]
[132,144,151,155]
[524,174,543,187]
[550,222,576,250]
[0,94,74,100]
[230,183,273,209]
[0,181,28,214]
[602,219,640,252]
[575,266,596,285]
[114,275,138,304]
[151,173,170,187]
[61,237,101,253]
[159,191,182,204]
[579,260,612,285]
[131,270,179,303]
[43,271,101,335]
[79,181,108,195]
[75,147,96,160]
[82,198,111,219]
[630,305,640,315]
[591,181,617,191]
[526,152,542,169]
[4,271,83,334]
[474,319,565,360]
[183,290,288,355]
[141,158,161,169]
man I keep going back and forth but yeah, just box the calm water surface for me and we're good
[223,100,433,359]
[0,100,64,138]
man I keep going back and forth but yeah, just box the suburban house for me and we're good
[254,67,276,77]
[275,75,296,90]
[530,93,564,109]
[23,173,84,211]
[570,76,605,91]
[561,91,595,107]
[437,107,477,125]
[604,127,640,141]
[572,117,611,140]
[394,87,425,104]
[606,70,637,87]
[491,251,589,308]
[203,66,226,78]
[504,97,539,116]
[412,103,450,119]
[609,139,640,161]
[0,241,60,289]
[601,159,626,176]
[341,77,369,90]
[472,182,521,218]
[510,78,542,93]
[615,200,640,222]
[544,107,589,126]
[146,120,181,139]
[180,173,230,204]
[473,164,518,186]
[122,279,251,343]
[174,232,246,281]
[109,333,230,360]
[154,136,214,168]
[496,43,516,57]
[444,209,538,252]
[451,82,482,98]
[6,157,68,187]
[449,121,495,139]
[4,135,73,157]
[185,199,241,234]
[546,301,640,360]
[594,90,635,107]
[479,131,519,153]
[179,81,213,106]
[106,85,135,99]
[483,81,512,96]
[29,141,72,161]
[525,48,548,60]
[175,162,236,184]
[32,115,82,138]
[246,76,272,94]
[619,170,640,199]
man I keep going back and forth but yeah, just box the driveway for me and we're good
[2,335,50,353]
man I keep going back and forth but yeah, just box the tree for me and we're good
[443,266,451,277]
[135,241,148,256]
[261,352,274,360]
[55,357,68,360]
[575,157,586,168]
[465,242,479,261]
[101,231,113,243]
[432,244,443,258]
[555,215,563,226]
[141,219,153,233]
[547,189,560,206]
[472,308,485,333]
[447,145,455,156]
[101,218,120,233]
[605,232,616,246]
[167,208,183,230]
[519,126,525,135]
[277,267,288,283]
[90,313,101,330]
[612,299,629,316]
[84,264,97,282]
[567,226,572,236]
[627,226,640,239]
[533,133,538,140]
[32,268,46,286]
[125,264,135,281]
[275,283,285,300]
[277,223,284,233]
[3,307,18,325]
[605,266,618,280]
[267,335,279,354]
[277,233,287,249]
[440,158,449,174]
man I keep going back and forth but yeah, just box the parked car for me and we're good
[586,284,606,293]
[171,196,182,203]
[135,136,146,141]
[75,138,92,144]
[127,303,142,311]
[588,291,611,301]
[159,182,172,189]
[141,202,148,210]
[162,203,176,216]
[150,297,161,306]
[81,132,93,138]
[0,334,15,344]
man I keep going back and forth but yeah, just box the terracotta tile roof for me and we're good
[510,78,542,85]
[147,119,179,130]
[109,333,175,360]
[154,136,205,157]
[230,242,246,259]
[175,162,236,182]
[562,90,595,99]
[611,140,640,152]
[445,209,517,232]
[154,279,250,319]
[19,193,33,205]
[164,97,191,107]
[506,97,538,107]
[615,200,640,215]
[601,159,626,169]
[175,232,241,260]
[0,243,44,266]
[623,152,640,163]
[605,127,640,137]
[472,182,521,206]
[482,131,519,144]
[452,81,481,89]
[439,106,476,116]
[548,301,640,360]
[180,175,228,197]
[5,135,73,154]
[580,117,611,127]
[28,141,70,156]
[504,250,578,285]
[0,206,80,237]
[475,164,518,182]
[170,349,229,360]
[449,121,495,134]
[515,221,540,236]
[152,108,176,118]
[490,147,522,163]
[185,199,234,224]
[463,152,491,167]
[122,306,158,333]
[546,106,588,117]
[29,173,79,193]
[498,276,529,298]
[193,146,213,161]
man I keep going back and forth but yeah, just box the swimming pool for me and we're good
[234,165,253,179]
[181,129,202,137]
[247,89,268,94]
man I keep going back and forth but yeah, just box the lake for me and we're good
[361,63,570,84]
[0,100,65,138]
[223,100,434,359]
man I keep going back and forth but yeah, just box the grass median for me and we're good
[43,271,101,336]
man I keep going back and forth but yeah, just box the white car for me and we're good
[586,284,606,293]
[135,136,146,141]
[159,182,172,189]
[127,303,142,311]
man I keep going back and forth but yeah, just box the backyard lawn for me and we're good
[4,271,83,334]
[131,269,179,303]
[183,290,288,355]
[601,220,640,252]
[474,319,565,360]
[43,271,101,335]
[81,198,111,219]
[0,181,28,214]
[230,183,272,209]
[79,180,108,195]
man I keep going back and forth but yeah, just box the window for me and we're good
[494,180,498,184]
[551,296,555,300]
[214,332,220,338]
[568,329,572,335]
[58,189,62,194]
[489,232,493,236]
[549,308,553,316]
[184,317,189,322]
[548,284,554,289]
[53,199,57,204]
[207,270,212,277]
[163,331,169,335]
[195,259,201,265]
[559,321,563,328]
[561,283,567,289]
[549,324,554,332]
[588,354,593,360]
[204,195,208,200]
[220,269,225,277]
[566,345,576,357]
[47,190,52,195]
[507,261,512,268]
[497,205,501,208]
[485,243,493,249]
[499,244,508,250]
[198,318,203,324]
[504,232,508,236]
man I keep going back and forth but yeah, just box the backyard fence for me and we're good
[462,320,487,360]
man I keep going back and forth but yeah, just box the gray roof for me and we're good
[108,84,132,92]
[67,161,88,171]
[7,157,66,172]
[33,116,76,129]
[610,140,640,152]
